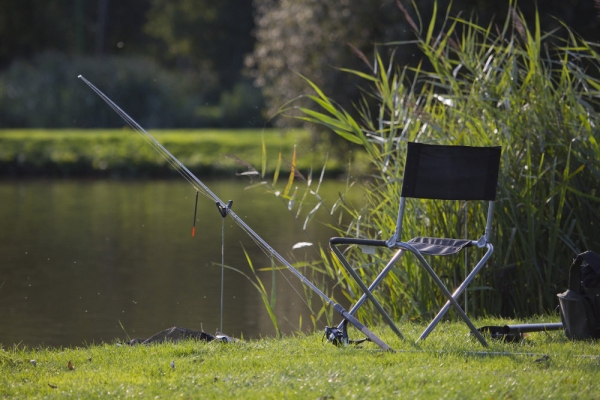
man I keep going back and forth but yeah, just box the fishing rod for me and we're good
[78,75,393,351]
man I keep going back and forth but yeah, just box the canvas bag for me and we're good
[557,251,600,340]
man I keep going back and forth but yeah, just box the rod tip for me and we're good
[77,75,82,79]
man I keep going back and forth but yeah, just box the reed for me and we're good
[295,2,600,323]
[233,135,364,333]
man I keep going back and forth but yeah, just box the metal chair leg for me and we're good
[331,245,405,340]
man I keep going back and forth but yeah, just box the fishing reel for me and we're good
[323,321,369,346]
[324,325,349,346]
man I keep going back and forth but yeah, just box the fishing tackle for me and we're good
[78,75,392,351]
[192,191,199,237]
[215,200,233,333]
[216,200,233,218]
[323,321,369,346]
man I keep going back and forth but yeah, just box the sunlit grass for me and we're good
[1,318,597,399]
[0,128,347,177]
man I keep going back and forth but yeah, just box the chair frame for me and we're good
[330,142,502,347]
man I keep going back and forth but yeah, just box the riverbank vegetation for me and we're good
[281,3,600,327]
[0,129,359,178]
[3,318,598,399]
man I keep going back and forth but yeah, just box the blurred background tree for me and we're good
[249,0,600,128]
[0,0,599,129]
[145,0,254,93]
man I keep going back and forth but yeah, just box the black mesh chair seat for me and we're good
[406,237,472,256]
[329,142,502,348]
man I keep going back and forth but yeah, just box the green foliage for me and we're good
[0,52,197,128]
[249,0,400,129]
[211,81,267,128]
[1,318,600,398]
[0,52,266,129]
[297,3,600,321]
[144,0,254,92]
[248,0,600,132]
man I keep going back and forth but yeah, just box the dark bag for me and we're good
[557,251,600,340]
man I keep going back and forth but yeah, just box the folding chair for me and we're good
[330,142,501,347]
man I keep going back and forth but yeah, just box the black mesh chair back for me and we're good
[401,142,501,201]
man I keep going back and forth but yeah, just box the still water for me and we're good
[0,179,361,348]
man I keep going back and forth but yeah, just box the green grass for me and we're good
[1,318,597,399]
[0,129,348,178]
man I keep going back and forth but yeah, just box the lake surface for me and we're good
[0,179,362,348]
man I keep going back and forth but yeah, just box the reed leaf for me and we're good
[225,247,281,337]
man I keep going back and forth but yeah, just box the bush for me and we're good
[197,81,266,128]
[0,52,267,129]
[0,52,199,127]
[297,4,600,322]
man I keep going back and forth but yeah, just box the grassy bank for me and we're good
[2,318,597,398]
[0,129,350,178]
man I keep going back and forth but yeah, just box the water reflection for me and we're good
[0,179,361,347]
